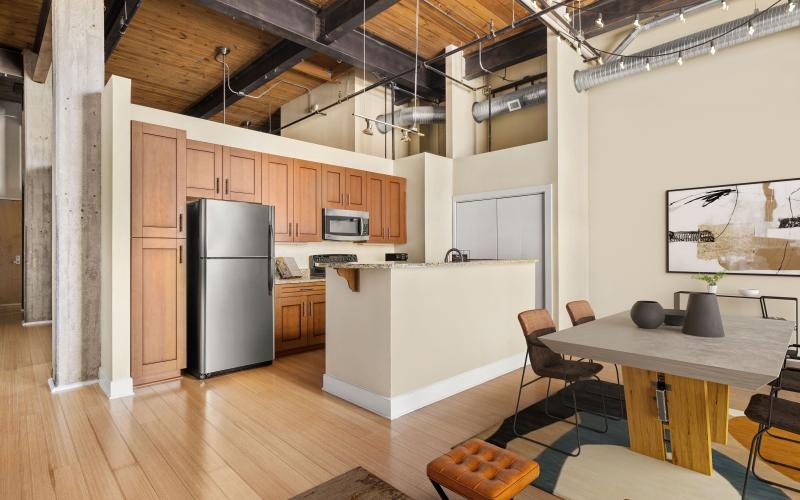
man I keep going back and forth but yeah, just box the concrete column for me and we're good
[444,45,476,159]
[22,50,53,325]
[51,0,104,386]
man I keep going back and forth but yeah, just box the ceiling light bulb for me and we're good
[633,14,641,28]
[748,21,755,35]
[710,41,716,55]
[645,58,651,71]
[680,10,686,22]
[721,0,729,10]
[677,52,684,65]
[791,0,798,12]
[598,56,604,65]
[576,41,581,56]
[619,59,625,69]
[596,13,604,27]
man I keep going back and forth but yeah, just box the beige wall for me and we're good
[587,1,800,320]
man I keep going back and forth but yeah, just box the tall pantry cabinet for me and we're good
[130,121,187,385]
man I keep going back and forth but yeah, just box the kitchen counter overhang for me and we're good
[321,260,537,419]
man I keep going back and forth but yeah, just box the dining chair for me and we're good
[741,374,800,498]
[758,351,800,470]
[565,300,622,386]
[512,309,609,457]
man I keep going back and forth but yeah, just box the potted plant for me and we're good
[692,271,726,294]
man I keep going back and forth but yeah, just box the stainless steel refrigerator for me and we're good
[187,199,275,379]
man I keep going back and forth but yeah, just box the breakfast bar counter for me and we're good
[320,260,537,419]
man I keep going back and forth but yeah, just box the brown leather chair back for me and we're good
[518,309,561,374]
[566,300,596,327]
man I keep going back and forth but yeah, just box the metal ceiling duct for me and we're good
[375,106,446,134]
[574,2,800,92]
[472,81,547,123]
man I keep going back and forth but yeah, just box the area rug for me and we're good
[471,381,800,500]
[289,467,412,500]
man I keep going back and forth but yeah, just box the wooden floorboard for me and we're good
[3,309,794,499]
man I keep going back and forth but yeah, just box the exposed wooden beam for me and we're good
[294,61,333,81]
[193,0,443,100]
[185,41,314,118]
[104,0,143,61]
[318,0,399,44]
[464,26,547,80]
[31,0,52,83]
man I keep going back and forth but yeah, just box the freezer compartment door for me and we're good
[203,258,274,374]
[204,199,274,258]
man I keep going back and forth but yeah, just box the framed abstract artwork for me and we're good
[667,178,800,276]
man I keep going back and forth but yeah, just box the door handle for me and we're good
[295,223,299,238]
[216,177,220,194]
[179,244,183,264]
[179,213,183,233]
[302,301,305,316]
[347,193,350,205]
[225,178,230,195]
[309,299,313,318]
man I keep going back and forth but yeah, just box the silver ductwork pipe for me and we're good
[375,106,446,134]
[472,81,548,123]
[575,3,800,92]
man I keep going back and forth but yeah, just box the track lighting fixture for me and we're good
[400,129,411,143]
[677,52,684,65]
[564,10,571,22]
[619,58,625,69]
[645,58,651,71]
[748,21,755,35]
[595,13,604,27]
[710,41,716,55]
[680,9,686,22]
[362,119,374,135]
[575,41,581,56]
[633,14,641,28]
[721,0,729,10]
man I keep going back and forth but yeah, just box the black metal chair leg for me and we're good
[742,428,760,499]
[430,480,448,500]
[743,427,800,498]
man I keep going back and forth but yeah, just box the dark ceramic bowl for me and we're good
[630,301,665,329]
[663,309,686,327]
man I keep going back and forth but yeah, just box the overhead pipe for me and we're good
[375,106,446,133]
[472,81,547,122]
[575,2,800,92]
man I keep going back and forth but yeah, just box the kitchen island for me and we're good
[320,260,536,419]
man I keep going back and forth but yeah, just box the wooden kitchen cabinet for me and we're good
[367,173,406,244]
[322,164,346,209]
[274,282,325,354]
[131,121,186,239]
[131,237,186,386]
[223,147,262,203]
[345,169,368,211]
[186,140,222,199]
[264,156,322,242]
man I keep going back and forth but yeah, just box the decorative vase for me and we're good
[630,301,665,329]
[707,285,718,294]
[682,292,725,338]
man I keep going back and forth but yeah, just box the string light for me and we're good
[633,14,641,27]
[645,58,651,71]
[619,58,625,69]
[748,20,755,35]
[721,0,729,10]
[679,9,687,22]
[677,51,684,65]
[710,40,716,55]
[595,12,604,27]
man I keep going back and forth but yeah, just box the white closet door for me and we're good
[455,199,498,260]
[497,194,545,308]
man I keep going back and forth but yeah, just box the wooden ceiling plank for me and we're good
[293,60,334,80]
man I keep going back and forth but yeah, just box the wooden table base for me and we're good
[621,365,729,476]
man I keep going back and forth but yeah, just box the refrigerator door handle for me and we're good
[268,223,274,295]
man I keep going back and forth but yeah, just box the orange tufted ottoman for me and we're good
[426,438,540,500]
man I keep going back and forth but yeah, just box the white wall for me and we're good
[587,1,800,320]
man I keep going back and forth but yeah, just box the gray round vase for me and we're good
[630,301,665,329]
[682,292,725,338]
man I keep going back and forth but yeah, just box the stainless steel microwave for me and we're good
[323,208,370,242]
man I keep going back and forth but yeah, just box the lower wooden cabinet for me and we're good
[131,237,186,386]
[275,282,325,354]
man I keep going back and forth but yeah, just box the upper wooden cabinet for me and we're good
[367,173,406,244]
[345,169,368,211]
[322,164,346,209]
[223,147,262,203]
[264,156,321,242]
[186,140,222,199]
[131,237,186,386]
[131,122,186,239]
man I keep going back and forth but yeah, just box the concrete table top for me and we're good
[540,312,795,390]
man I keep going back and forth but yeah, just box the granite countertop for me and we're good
[275,269,325,285]
[317,259,537,269]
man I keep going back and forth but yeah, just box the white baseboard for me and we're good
[323,351,525,420]
[48,377,99,394]
[22,320,52,327]
[98,370,134,399]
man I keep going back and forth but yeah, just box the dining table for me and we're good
[540,311,796,475]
